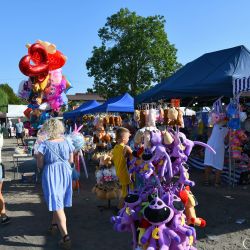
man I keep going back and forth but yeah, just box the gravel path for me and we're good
[0,138,249,250]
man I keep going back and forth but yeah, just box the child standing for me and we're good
[112,127,132,208]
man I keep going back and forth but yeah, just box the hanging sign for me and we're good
[171,99,180,108]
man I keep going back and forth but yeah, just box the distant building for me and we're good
[66,93,105,105]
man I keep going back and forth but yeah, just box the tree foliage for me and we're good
[0,88,9,113]
[86,8,181,98]
[0,83,27,105]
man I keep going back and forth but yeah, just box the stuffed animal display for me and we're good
[135,107,185,128]
[92,152,121,200]
[111,120,215,250]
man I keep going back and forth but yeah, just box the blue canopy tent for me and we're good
[83,93,134,114]
[63,100,101,120]
[135,45,250,105]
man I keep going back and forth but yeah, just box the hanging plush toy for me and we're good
[149,130,173,180]
[165,192,197,250]
[140,197,181,249]
[168,108,178,126]
[179,186,206,227]
[112,192,142,249]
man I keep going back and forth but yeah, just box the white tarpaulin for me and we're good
[180,107,196,116]
[7,105,27,118]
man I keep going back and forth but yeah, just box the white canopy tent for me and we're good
[7,105,27,118]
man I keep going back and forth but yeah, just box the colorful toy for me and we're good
[141,196,181,249]
[112,192,142,249]
[179,186,206,228]
[162,192,195,250]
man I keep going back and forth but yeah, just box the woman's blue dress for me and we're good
[38,140,74,211]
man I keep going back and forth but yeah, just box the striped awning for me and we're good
[233,76,250,96]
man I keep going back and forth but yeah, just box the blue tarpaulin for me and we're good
[63,100,101,119]
[135,45,250,104]
[83,93,134,114]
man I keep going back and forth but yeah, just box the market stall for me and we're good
[135,45,250,105]
[63,100,101,120]
[83,92,134,114]
[134,45,250,186]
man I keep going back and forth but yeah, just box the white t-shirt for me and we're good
[7,121,12,129]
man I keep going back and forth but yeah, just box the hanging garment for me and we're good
[204,124,228,170]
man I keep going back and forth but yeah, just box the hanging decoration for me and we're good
[18,40,72,130]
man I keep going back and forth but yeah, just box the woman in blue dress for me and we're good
[37,118,74,249]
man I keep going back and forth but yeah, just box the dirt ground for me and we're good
[0,138,249,250]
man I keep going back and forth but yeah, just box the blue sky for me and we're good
[1,0,250,95]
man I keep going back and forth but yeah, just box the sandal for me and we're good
[59,235,71,249]
[47,224,58,236]
[1,216,11,225]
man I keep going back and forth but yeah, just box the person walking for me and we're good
[7,119,13,138]
[15,118,25,146]
[36,118,74,249]
[0,130,11,225]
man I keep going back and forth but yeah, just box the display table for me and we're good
[12,154,34,180]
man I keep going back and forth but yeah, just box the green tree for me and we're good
[0,83,27,105]
[0,88,9,112]
[86,8,181,98]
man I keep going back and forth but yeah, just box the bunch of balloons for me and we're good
[111,127,216,250]
[18,40,71,130]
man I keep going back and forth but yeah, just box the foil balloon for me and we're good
[49,69,63,85]
[18,79,32,100]
[31,40,66,70]
[19,43,49,81]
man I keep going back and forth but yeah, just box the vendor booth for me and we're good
[83,93,134,114]
[63,100,101,120]
[135,45,250,105]
[134,45,250,186]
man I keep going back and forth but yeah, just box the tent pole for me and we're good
[228,129,232,186]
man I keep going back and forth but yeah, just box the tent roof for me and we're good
[83,93,134,114]
[7,105,27,118]
[63,100,100,119]
[135,45,250,104]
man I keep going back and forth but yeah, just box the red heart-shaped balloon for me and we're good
[19,43,49,78]
[48,50,66,70]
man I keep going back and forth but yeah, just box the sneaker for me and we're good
[1,216,11,225]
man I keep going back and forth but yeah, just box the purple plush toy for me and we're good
[164,193,197,250]
[111,192,142,249]
[141,197,180,250]
[149,130,173,180]
[178,132,216,157]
